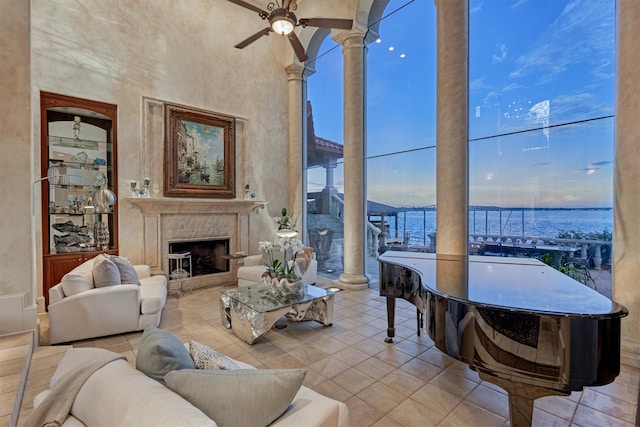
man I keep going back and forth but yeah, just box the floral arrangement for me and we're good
[274,208,298,231]
[259,237,304,281]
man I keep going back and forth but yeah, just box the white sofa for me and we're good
[48,256,167,344]
[32,346,349,427]
[237,248,318,287]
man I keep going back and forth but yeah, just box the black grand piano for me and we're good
[379,251,628,427]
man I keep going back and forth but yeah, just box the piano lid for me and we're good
[378,252,627,318]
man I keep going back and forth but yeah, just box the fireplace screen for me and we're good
[168,239,230,277]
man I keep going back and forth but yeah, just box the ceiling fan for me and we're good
[228,0,353,62]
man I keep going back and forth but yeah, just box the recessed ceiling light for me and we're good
[376,38,382,43]
[400,53,406,58]
[388,46,395,51]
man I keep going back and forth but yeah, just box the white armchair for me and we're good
[236,248,317,287]
[47,257,167,344]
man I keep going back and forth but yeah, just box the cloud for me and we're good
[492,44,508,64]
[549,93,593,117]
[470,1,484,15]
[592,161,612,166]
[470,77,487,91]
[510,0,529,9]
[508,0,614,85]
[502,82,523,92]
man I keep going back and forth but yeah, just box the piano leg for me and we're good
[417,308,422,336]
[385,297,395,343]
[479,373,567,427]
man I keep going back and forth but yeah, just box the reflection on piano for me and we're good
[379,251,628,427]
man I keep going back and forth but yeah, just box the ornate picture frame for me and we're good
[164,104,235,198]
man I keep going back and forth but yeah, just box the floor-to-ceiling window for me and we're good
[469,0,615,294]
[304,0,437,286]
[305,38,346,277]
[364,1,437,286]
[304,0,614,293]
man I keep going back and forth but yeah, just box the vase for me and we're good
[93,221,110,251]
[262,275,303,297]
[47,164,61,185]
[275,228,298,238]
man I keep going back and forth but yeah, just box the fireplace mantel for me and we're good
[125,198,267,215]
[125,197,267,288]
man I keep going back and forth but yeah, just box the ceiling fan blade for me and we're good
[235,27,272,49]
[227,0,268,16]
[287,32,308,62]
[298,18,353,30]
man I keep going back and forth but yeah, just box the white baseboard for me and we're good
[36,295,46,314]
[0,294,37,336]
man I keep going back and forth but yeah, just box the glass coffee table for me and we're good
[220,284,335,344]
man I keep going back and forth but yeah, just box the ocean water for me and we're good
[388,209,613,245]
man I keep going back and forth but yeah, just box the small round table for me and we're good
[168,251,192,296]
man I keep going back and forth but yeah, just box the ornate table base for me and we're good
[220,284,334,344]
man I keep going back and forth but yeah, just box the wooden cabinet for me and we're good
[40,92,118,307]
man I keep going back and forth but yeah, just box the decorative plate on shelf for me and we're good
[71,151,89,164]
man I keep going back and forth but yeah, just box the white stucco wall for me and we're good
[26,0,298,311]
[0,0,359,333]
[0,0,36,333]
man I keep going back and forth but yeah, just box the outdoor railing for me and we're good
[308,192,612,272]
[428,233,612,270]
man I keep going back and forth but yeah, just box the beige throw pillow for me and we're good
[60,257,95,297]
[92,254,121,288]
[165,368,306,427]
[60,272,93,297]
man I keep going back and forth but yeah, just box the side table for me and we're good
[168,251,192,297]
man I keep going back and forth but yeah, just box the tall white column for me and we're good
[286,63,305,221]
[334,25,369,290]
[434,0,469,256]
[614,0,640,366]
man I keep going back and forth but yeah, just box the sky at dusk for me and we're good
[306,0,615,209]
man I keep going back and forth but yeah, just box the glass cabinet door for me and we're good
[40,91,118,306]
[46,117,114,253]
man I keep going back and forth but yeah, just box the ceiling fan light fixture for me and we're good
[269,9,296,35]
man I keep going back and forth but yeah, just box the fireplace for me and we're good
[169,239,230,278]
[126,198,266,291]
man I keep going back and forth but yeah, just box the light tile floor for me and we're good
[17,284,640,427]
[1,332,33,427]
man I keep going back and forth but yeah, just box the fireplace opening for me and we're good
[168,239,230,278]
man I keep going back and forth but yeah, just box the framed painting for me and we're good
[164,104,235,198]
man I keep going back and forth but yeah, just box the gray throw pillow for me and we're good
[135,326,195,384]
[92,254,120,288]
[110,256,140,285]
[165,368,306,427]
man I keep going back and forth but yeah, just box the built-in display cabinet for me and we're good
[40,92,118,307]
